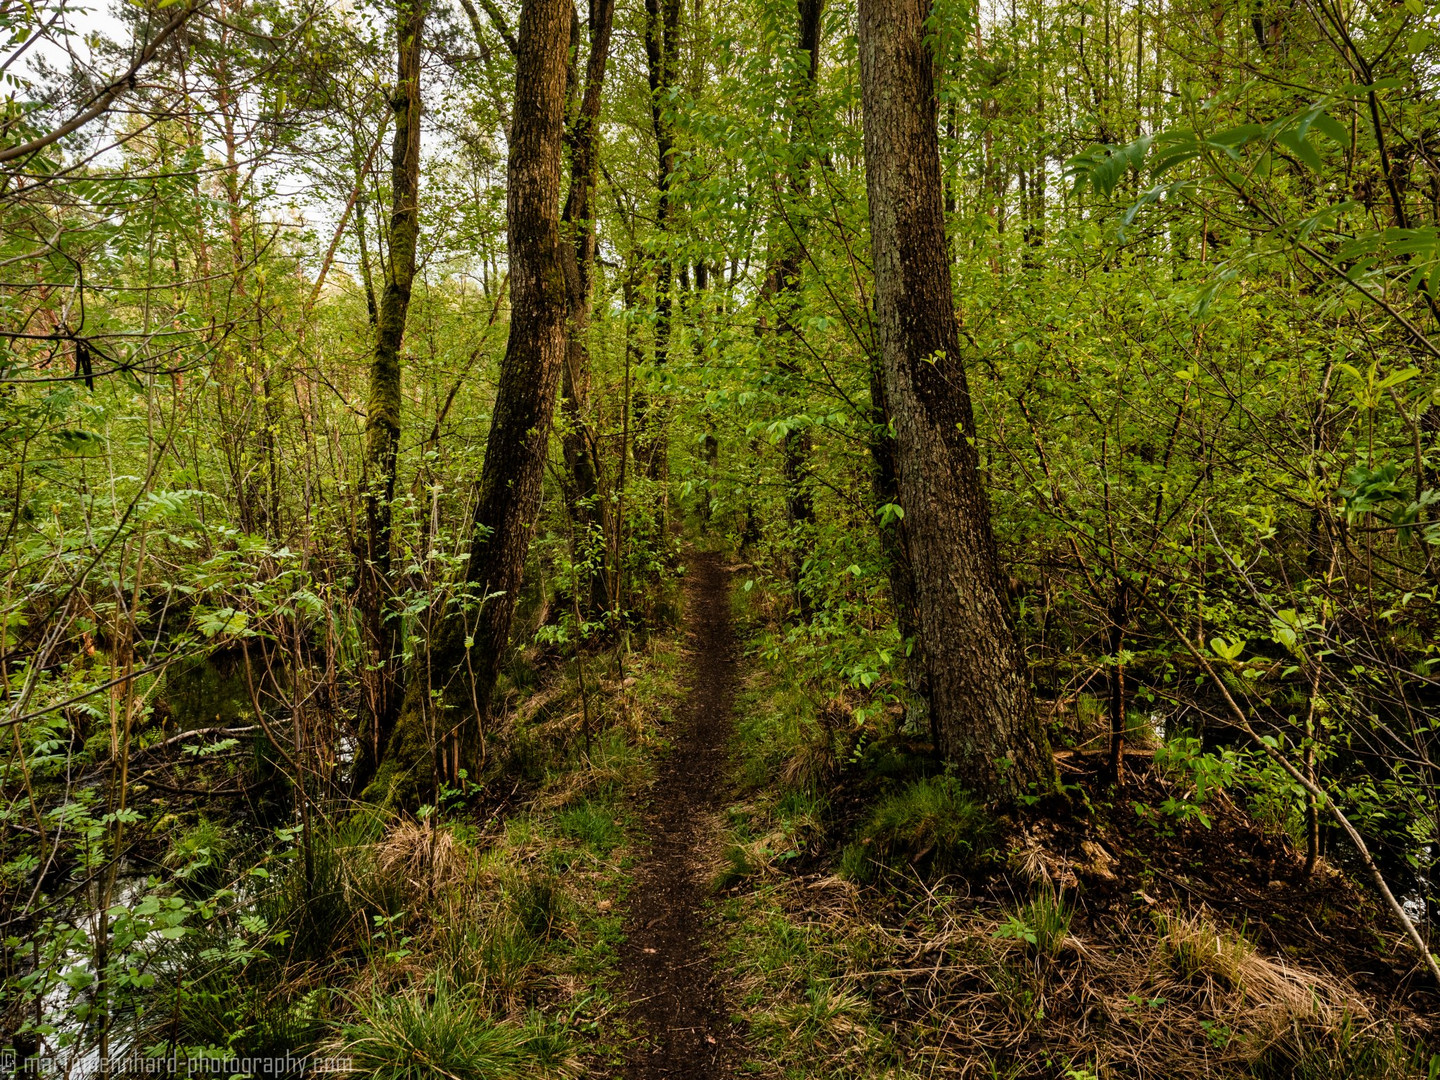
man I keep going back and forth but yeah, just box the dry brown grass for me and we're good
[1155,907,1358,1023]
[374,816,472,896]
[725,865,1423,1080]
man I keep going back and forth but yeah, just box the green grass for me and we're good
[731,668,821,794]
[339,974,574,1079]
[717,888,899,1077]
[1248,1016,1435,1079]
[554,799,624,854]
[841,775,995,881]
[253,812,401,965]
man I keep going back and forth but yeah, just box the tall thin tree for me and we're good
[856,0,1056,801]
[635,0,681,484]
[372,0,571,803]
[559,0,617,618]
[356,0,425,789]
[772,0,823,618]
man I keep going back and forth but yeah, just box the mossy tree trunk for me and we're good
[634,0,680,487]
[559,0,616,620]
[369,0,571,805]
[856,0,1056,803]
[773,0,823,619]
[355,0,425,791]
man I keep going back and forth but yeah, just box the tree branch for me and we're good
[0,2,204,167]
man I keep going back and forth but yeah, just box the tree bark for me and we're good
[559,0,617,620]
[370,0,570,804]
[355,0,425,791]
[857,0,1055,802]
[774,0,824,620]
[635,0,681,485]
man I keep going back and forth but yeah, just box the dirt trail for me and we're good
[617,551,742,1079]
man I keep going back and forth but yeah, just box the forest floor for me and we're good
[615,550,746,1078]
[598,550,1439,1079]
[33,537,1433,1079]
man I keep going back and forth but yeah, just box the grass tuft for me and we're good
[1159,908,1257,990]
[554,799,624,854]
[714,843,758,890]
[844,776,994,879]
[338,973,574,1079]
[512,870,565,940]
[993,887,1073,958]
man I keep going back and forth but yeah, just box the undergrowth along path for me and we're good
[617,551,743,1079]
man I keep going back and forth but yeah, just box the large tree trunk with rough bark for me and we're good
[368,0,570,806]
[355,0,425,791]
[867,357,930,738]
[857,0,1055,803]
[559,0,616,620]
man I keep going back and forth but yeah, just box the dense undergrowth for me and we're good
[5,534,1440,1078]
[714,576,1440,1080]
[3,615,692,1077]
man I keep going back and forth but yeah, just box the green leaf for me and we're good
[1275,129,1323,171]
[1209,637,1246,661]
[1308,110,1351,149]
[52,428,104,454]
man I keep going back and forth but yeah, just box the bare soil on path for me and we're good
[616,551,743,1080]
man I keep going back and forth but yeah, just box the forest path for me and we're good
[616,550,744,1080]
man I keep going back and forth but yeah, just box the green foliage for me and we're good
[164,817,235,896]
[8,0,1440,1065]
[992,889,1073,958]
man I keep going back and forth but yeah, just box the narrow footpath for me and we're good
[616,551,743,1079]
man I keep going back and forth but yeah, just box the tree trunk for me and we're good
[857,0,1055,802]
[1103,582,1129,784]
[775,0,823,620]
[635,0,681,486]
[560,0,617,620]
[369,0,570,805]
[355,0,425,791]
[868,357,929,740]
